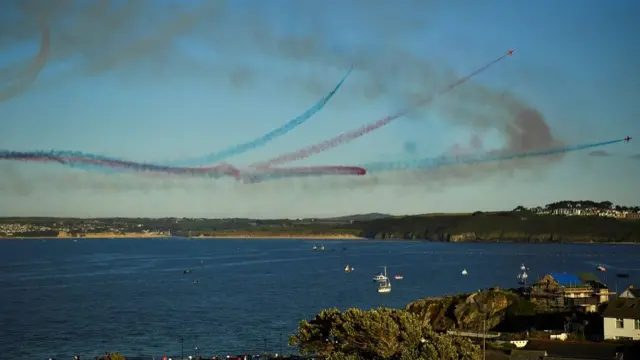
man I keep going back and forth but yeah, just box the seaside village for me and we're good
[460,266,640,360]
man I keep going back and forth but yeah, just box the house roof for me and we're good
[523,340,623,359]
[550,273,583,287]
[602,297,640,319]
[624,286,640,297]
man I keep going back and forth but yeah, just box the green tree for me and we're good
[290,307,481,360]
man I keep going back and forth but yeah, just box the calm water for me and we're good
[1,239,639,358]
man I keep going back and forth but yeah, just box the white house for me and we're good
[602,297,640,340]
[619,285,640,298]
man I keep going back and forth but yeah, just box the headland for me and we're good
[1,200,639,243]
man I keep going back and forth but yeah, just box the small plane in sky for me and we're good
[507,49,514,56]
[624,136,632,142]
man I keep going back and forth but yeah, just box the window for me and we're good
[616,318,624,328]
[635,319,640,330]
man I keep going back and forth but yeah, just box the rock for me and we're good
[406,289,529,332]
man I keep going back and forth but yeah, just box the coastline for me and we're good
[1,235,638,244]
[0,233,366,240]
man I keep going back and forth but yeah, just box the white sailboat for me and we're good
[461,269,468,276]
[378,266,391,293]
[518,263,528,285]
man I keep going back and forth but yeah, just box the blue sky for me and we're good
[1,0,639,218]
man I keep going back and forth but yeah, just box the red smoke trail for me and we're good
[3,154,365,180]
[0,16,50,102]
[250,50,514,168]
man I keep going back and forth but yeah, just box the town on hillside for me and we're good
[514,200,640,219]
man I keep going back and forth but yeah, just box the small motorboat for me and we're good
[596,265,606,272]
[345,265,354,273]
[183,269,192,274]
[193,280,199,284]
[373,273,388,282]
[394,274,403,280]
[461,269,468,276]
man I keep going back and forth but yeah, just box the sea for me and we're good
[1,238,639,359]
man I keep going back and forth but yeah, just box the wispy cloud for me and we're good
[588,150,612,157]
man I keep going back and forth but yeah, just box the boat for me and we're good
[596,265,606,272]
[378,266,391,293]
[320,244,325,251]
[461,269,468,276]
[193,280,199,284]
[312,245,318,251]
[394,274,403,280]
[183,269,192,274]
[517,270,528,285]
[345,265,354,273]
[517,263,529,285]
[373,272,388,282]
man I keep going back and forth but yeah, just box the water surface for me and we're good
[1,238,638,358]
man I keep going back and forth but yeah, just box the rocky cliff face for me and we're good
[405,289,532,332]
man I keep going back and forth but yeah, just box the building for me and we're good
[529,273,612,311]
[602,297,640,340]
[619,285,640,299]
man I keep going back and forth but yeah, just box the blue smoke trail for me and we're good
[362,138,625,172]
[162,67,354,167]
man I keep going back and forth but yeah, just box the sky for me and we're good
[1,0,639,218]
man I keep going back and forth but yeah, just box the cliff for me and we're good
[354,212,640,243]
[405,289,536,332]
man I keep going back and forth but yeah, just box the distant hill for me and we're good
[322,213,392,222]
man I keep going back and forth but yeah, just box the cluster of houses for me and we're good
[518,206,640,219]
[503,274,640,359]
[0,223,53,235]
[526,273,639,340]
